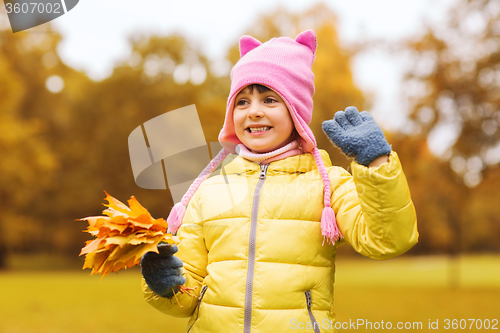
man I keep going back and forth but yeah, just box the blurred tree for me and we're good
[0,25,68,267]
[402,0,500,187]
[399,0,500,283]
[390,130,500,286]
[464,165,500,252]
[226,3,366,169]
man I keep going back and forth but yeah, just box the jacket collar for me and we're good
[220,150,332,175]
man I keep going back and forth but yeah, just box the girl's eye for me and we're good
[236,99,249,106]
[265,97,277,103]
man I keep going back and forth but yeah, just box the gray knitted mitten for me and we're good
[140,243,186,298]
[322,106,391,167]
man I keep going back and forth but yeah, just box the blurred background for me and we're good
[0,0,499,332]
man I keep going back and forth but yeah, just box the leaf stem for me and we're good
[172,287,183,308]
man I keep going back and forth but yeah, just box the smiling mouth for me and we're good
[246,126,272,133]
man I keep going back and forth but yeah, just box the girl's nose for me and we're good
[248,103,264,118]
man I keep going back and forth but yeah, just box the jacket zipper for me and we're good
[243,163,269,333]
[305,290,320,333]
[186,285,208,333]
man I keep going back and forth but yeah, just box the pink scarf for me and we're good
[235,140,304,164]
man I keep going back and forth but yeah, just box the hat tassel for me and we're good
[312,148,343,245]
[166,202,186,234]
[321,206,342,245]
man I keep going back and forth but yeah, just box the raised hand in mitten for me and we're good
[322,106,391,167]
[140,243,186,298]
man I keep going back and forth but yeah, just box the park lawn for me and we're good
[0,268,190,333]
[334,254,500,332]
[335,286,500,331]
[0,255,499,333]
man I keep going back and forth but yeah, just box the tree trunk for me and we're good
[0,241,7,270]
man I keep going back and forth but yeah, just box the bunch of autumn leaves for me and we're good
[79,192,179,276]
[79,192,197,305]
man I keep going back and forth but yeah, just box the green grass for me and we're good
[335,254,500,288]
[334,255,500,332]
[0,255,498,333]
[0,268,190,333]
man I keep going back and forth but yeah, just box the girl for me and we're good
[140,30,418,333]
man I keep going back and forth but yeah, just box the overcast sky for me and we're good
[48,0,457,131]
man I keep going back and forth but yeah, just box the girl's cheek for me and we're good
[233,114,243,128]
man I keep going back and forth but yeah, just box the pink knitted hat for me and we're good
[219,30,317,154]
[167,30,342,245]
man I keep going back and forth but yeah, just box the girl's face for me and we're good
[233,85,294,153]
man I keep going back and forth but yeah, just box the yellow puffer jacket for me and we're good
[142,150,418,333]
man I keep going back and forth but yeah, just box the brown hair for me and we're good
[241,84,271,94]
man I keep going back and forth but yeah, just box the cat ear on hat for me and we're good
[239,35,262,57]
[295,29,317,55]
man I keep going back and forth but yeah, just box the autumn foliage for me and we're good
[78,192,179,276]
